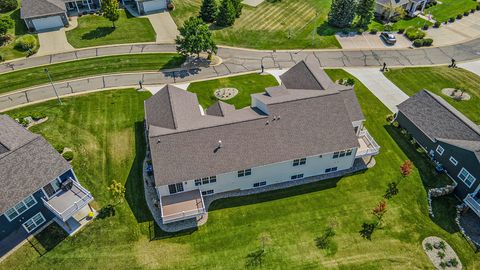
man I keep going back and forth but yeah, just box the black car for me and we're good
[380,32,397,45]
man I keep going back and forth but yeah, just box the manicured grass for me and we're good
[172,0,341,49]
[0,53,184,94]
[0,2,39,61]
[66,10,156,48]
[1,73,479,269]
[187,73,279,109]
[425,0,477,22]
[384,66,480,124]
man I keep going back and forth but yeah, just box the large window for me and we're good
[237,169,252,177]
[202,190,214,196]
[168,182,184,194]
[325,167,338,173]
[253,181,267,188]
[22,212,46,233]
[458,168,476,187]
[195,176,217,186]
[4,195,37,222]
[43,179,62,198]
[334,149,352,159]
[293,158,306,166]
[436,145,445,155]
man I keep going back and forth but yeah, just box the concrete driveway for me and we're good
[337,32,412,49]
[36,28,74,56]
[426,12,480,46]
[145,12,179,43]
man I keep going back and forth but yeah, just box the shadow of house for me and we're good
[149,221,197,241]
[81,27,115,40]
[27,223,68,256]
[430,194,461,234]
[10,9,30,36]
[125,121,153,224]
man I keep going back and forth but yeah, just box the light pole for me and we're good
[44,68,62,105]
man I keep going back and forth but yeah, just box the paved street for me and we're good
[336,32,412,49]
[458,59,480,77]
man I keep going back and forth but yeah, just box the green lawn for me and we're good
[66,10,156,48]
[1,71,479,269]
[425,0,478,22]
[384,66,480,124]
[0,2,39,61]
[172,0,341,49]
[0,53,184,94]
[187,73,279,109]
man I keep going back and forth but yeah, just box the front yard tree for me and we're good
[328,0,356,28]
[0,16,13,37]
[176,17,217,58]
[101,0,120,28]
[200,0,218,23]
[232,0,243,18]
[216,0,236,27]
[356,0,375,27]
[0,0,18,13]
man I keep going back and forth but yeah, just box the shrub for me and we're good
[449,17,456,22]
[400,160,414,177]
[448,258,458,267]
[439,262,447,269]
[53,143,65,153]
[413,39,424,47]
[438,241,446,250]
[0,0,18,12]
[423,38,433,46]
[0,16,14,36]
[397,28,405,34]
[384,25,393,32]
[425,242,433,251]
[471,8,476,13]
[357,28,364,34]
[422,24,429,30]
[464,11,469,16]
[62,150,74,161]
[392,121,399,128]
[434,21,441,28]
[457,14,463,19]
[30,111,46,120]
[386,114,394,122]
[437,251,445,259]
[370,28,378,34]
[14,35,37,51]
[405,27,425,40]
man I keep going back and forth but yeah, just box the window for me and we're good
[4,195,38,222]
[22,213,46,233]
[253,181,267,188]
[168,183,184,194]
[339,151,346,157]
[237,169,252,177]
[202,177,210,185]
[319,155,323,158]
[196,176,217,186]
[293,158,306,166]
[290,174,304,180]
[176,183,184,192]
[202,190,214,196]
[325,167,338,173]
[43,179,62,198]
[194,179,202,186]
[209,176,217,183]
[449,156,458,166]
[458,168,476,187]
[436,145,444,155]
[346,149,353,156]
[333,152,340,159]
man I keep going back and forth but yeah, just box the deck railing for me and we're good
[43,180,93,222]
[356,129,381,157]
[464,194,480,217]
[162,207,207,224]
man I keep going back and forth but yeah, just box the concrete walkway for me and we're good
[36,28,75,56]
[458,59,480,77]
[344,68,409,112]
[145,12,179,43]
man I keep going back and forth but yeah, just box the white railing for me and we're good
[464,194,480,217]
[162,207,206,224]
[356,129,381,157]
[43,180,93,222]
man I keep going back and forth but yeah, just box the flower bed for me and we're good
[422,236,462,269]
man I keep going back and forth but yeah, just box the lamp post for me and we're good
[44,68,62,105]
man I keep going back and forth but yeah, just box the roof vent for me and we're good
[218,140,223,148]
[157,139,161,144]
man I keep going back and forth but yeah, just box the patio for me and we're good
[160,189,206,224]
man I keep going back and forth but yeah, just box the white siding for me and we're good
[157,149,357,196]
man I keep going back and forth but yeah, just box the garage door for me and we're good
[143,0,167,13]
[32,16,64,31]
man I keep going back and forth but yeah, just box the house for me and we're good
[396,90,480,219]
[20,0,169,32]
[144,59,380,225]
[375,0,429,18]
[0,115,94,258]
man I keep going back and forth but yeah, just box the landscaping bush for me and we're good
[357,28,364,34]
[477,4,480,11]
[423,38,433,46]
[397,28,405,34]
[30,111,46,120]
[384,25,393,32]
[464,11,469,16]
[448,258,458,267]
[386,114,394,122]
[405,27,425,40]
[422,24,429,30]
[0,16,14,37]
[369,28,378,34]
[62,150,74,161]
[413,39,424,47]
[425,242,433,251]
[14,35,37,51]
[471,8,476,13]
[0,0,18,12]
[449,17,455,22]
[457,14,463,19]
[53,143,65,153]
[434,21,441,28]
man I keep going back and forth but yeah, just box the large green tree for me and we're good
[0,16,13,37]
[327,0,356,28]
[176,17,217,57]
[216,0,236,27]
[199,0,218,23]
[356,0,376,27]
[101,0,120,28]
[0,0,18,13]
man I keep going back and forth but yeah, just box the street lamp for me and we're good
[44,68,62,105]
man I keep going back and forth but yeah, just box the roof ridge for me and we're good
[166,86,178,129]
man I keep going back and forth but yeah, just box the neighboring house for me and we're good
[122,0,169,15]
[21,0,102,32]
[376,0,429,18]
[0,115,93,258]
[396,90,480,219]
[144,59,380,225]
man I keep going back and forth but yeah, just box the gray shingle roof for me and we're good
[21,0,66,19]
[146,60,364,186]
[0,115,72,214]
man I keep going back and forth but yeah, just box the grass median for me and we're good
[0,53,185,95]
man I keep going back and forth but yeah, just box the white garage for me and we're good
[142,0,167,13]
[32,16,64,31]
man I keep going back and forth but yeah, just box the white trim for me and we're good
[22,212,46,233]
[4,195,38,222]
[458,167,476,188]
[436,145,444,156]
[449,156,458,166]
[41,178,63,200]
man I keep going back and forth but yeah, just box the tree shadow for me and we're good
[81,27,115,40]
[209,170,366,212]
[97,204,116,219]
[124,121,152,223]
[28,222,68,256]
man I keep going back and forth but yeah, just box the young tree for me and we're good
[176,17,217,58]
[108,180,125,204]
[199,0,218,23]
[356,0,376,27]
[0,16,13,37]
[372,200,387,220]
[101,0,120,28]
[328,0,356,28]
[400,160,414,177]
[216,0,236,27]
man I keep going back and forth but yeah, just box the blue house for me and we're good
[0,115,94,259]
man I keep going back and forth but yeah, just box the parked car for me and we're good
[380,32,397,45]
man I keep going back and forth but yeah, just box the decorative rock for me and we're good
[441,88,471,101]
